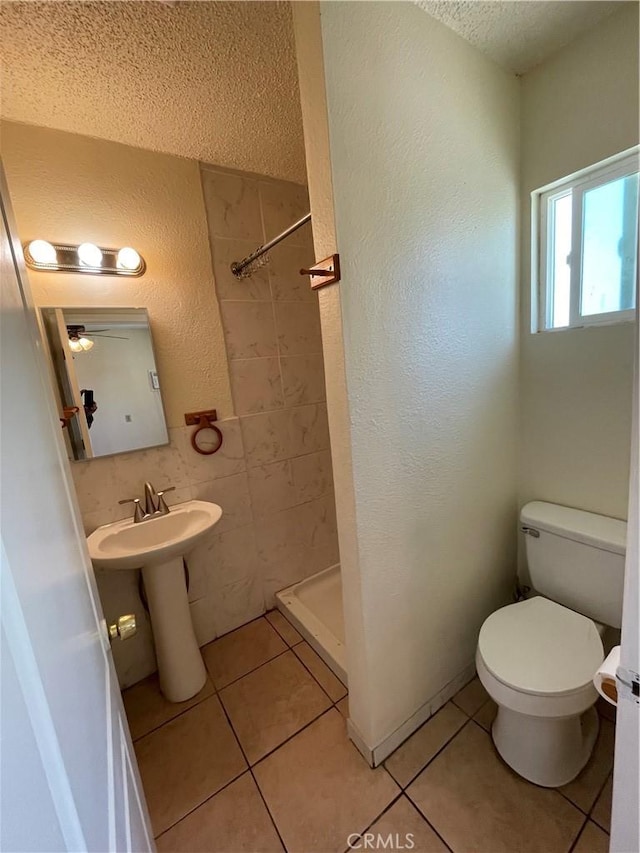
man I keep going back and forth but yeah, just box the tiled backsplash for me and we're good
[75,165,339,689]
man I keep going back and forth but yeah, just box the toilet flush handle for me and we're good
[521,525,540,538]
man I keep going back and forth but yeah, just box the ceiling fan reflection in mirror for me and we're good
[66,325,129,353]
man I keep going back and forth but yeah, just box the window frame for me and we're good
[535,148,639,333]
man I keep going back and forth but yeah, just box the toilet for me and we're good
[476,501,626,788]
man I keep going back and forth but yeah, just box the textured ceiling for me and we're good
[416,1,631,73]
[0,1,306,183]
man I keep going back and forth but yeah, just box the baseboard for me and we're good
[346,661,476,768]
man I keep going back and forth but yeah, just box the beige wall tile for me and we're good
[221,301,278,360]
[253,710,399,853]
[134,696,246,836]
[240,409,291,467]
[230,358,284,415]
[248,460,298,517]
[220,651,331,764]
[291,450,334,502]
[289,402,331,457]
[202,170,263,240]
[281,354,326,406]
[268,242,317,302]
[275,302,322,356]
[212,237,271,301]
[156,772,284,853]
[259,180,310,246]
[191,473,252,533]
[212,576,265,637]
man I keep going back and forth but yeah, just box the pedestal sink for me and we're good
[88,500,222,702]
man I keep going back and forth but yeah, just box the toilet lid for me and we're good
[478,597,604,696]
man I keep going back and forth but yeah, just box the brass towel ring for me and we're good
[185,409,223,456]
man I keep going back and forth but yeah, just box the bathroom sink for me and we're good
[87,499,222,704]
[88,499,222,570]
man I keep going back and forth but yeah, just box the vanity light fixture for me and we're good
[23,240,146,277]
[77,242,103,268]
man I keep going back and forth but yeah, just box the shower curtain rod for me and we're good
[231,212,311,279]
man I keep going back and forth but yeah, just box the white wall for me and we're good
[520,4,639,521]
[296,1,520,754]
[72,329,167,456]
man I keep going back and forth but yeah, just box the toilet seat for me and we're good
[476,597,604,718]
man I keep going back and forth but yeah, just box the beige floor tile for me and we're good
[294,641,347,702]
[123,673,215,741]
[407,722,583,853]
[590,774,612,832]
[135,695,246,836]
[254,709,399,853]
[202,618,287,689]
[451,676,489,716]
[337,696,349,719]
[385,703,467,788]
[265,609,303,646]
[220,651,331,763]
[473,698,498,732]
[155,772,283,853]
[560,718,615,812]
[367,796,449,853]
[572,820,609,853]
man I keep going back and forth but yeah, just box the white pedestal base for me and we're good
[492,704,599,787]
[142,557,206,703]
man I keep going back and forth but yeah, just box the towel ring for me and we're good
[185,409,224,456]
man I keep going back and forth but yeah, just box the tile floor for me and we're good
[124,612,615,853]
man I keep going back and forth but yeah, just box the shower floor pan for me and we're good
[276,564,347,686]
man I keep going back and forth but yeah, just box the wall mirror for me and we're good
[40,307,169,460]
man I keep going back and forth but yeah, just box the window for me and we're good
[535,151,639,331]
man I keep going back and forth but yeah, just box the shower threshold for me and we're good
[276,564,347,686]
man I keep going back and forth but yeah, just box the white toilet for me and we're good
[476,501,626,788]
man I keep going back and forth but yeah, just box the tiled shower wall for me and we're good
[75,165,339,689]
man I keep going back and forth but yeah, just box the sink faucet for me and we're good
[144,482,158,515]
[119,484,176,523]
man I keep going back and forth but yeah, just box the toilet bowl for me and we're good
[476,596,603,786]
[476,501,626,787]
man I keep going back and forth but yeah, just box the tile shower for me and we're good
[76,165,339,689]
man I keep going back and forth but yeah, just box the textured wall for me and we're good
[307,1,520,752]
[1,121,234,426]
[519,4,639,523]
[0,1,306,183]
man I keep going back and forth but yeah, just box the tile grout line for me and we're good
[393,715,474,793]
[401,792,456,853]
[566,815,590,853]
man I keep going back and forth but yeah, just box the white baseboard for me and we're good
[346,661,476,768]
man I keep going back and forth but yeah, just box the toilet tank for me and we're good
[520,501,626,629]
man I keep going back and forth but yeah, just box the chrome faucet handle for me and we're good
[156,486,175,515]
[118,498,145,523]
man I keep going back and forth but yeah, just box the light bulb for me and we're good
[117,246,141,271]
[78,337,94,351]
[28,239,57,264]
[68,339,83,353]
[77,242,103,267]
